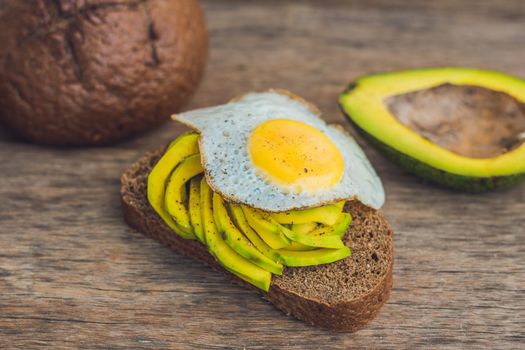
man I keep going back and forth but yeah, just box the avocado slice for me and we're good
[228,204,281,262]
[241,206,291,249]
[310,212,352,239]
[259,209,345,249]
[277,247,351,267]
[334,200,346,210]
[291,222,318,235]
[189,175,204,243]
[271,204,342,226]
[213,194,284,275]
[147,132,199,239]
[165,154,204,235]
[331,212,352,237]
[340,67,525,191]
[280,224,345,249]
[200,178,271,291]
[286,241,316,251]
[235,205,349,263]
[285,213,352,250]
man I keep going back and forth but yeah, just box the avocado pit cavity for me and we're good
[385,83,525,158]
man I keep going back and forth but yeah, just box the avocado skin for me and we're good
[341,104,525,191]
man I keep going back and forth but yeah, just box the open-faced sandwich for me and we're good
[121,90,393,331]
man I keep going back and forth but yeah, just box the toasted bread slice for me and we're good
[120,146,394,332]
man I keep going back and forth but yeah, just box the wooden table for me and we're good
[1,0,524,348]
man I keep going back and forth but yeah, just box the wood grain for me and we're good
[1,0,524,348]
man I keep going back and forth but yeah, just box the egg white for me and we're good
[173,90,385,212]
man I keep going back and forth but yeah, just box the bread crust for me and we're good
[120,147,393,332]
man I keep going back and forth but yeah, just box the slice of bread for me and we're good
[120,146,394,332]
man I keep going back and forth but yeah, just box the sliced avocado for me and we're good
[200,178,271,291]
[291,222,318,235]
[213,194,283,275]
[165,154,203,235]
[331,212,352,237]
[260,209,345,249]
[286,213,351,250]
[189,175,204,243]
[228,204,281,262]
[286,241,316,251]
[241,206,291,249]
[334,200,346,210]
[277,246,351,267]
[340,67,525,191]
[310,212,352,238]
[279,224,346,249]
[199,178,210,243]
[147,132,199,239]
[271,204,342,226]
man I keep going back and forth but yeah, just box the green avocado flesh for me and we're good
[339,67,525,191]
[147,133,353,290]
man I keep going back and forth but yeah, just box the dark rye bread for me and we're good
[120,147,394,332]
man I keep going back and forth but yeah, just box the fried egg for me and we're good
[173,90,384,212]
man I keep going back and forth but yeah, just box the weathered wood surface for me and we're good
[1,0,524,348]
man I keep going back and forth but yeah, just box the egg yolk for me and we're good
[248,119,344,192]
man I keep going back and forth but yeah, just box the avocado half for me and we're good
[339,67,525,191]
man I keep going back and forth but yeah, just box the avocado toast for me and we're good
[121,90,393,331]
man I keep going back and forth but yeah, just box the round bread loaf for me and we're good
[0,0,208,145]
